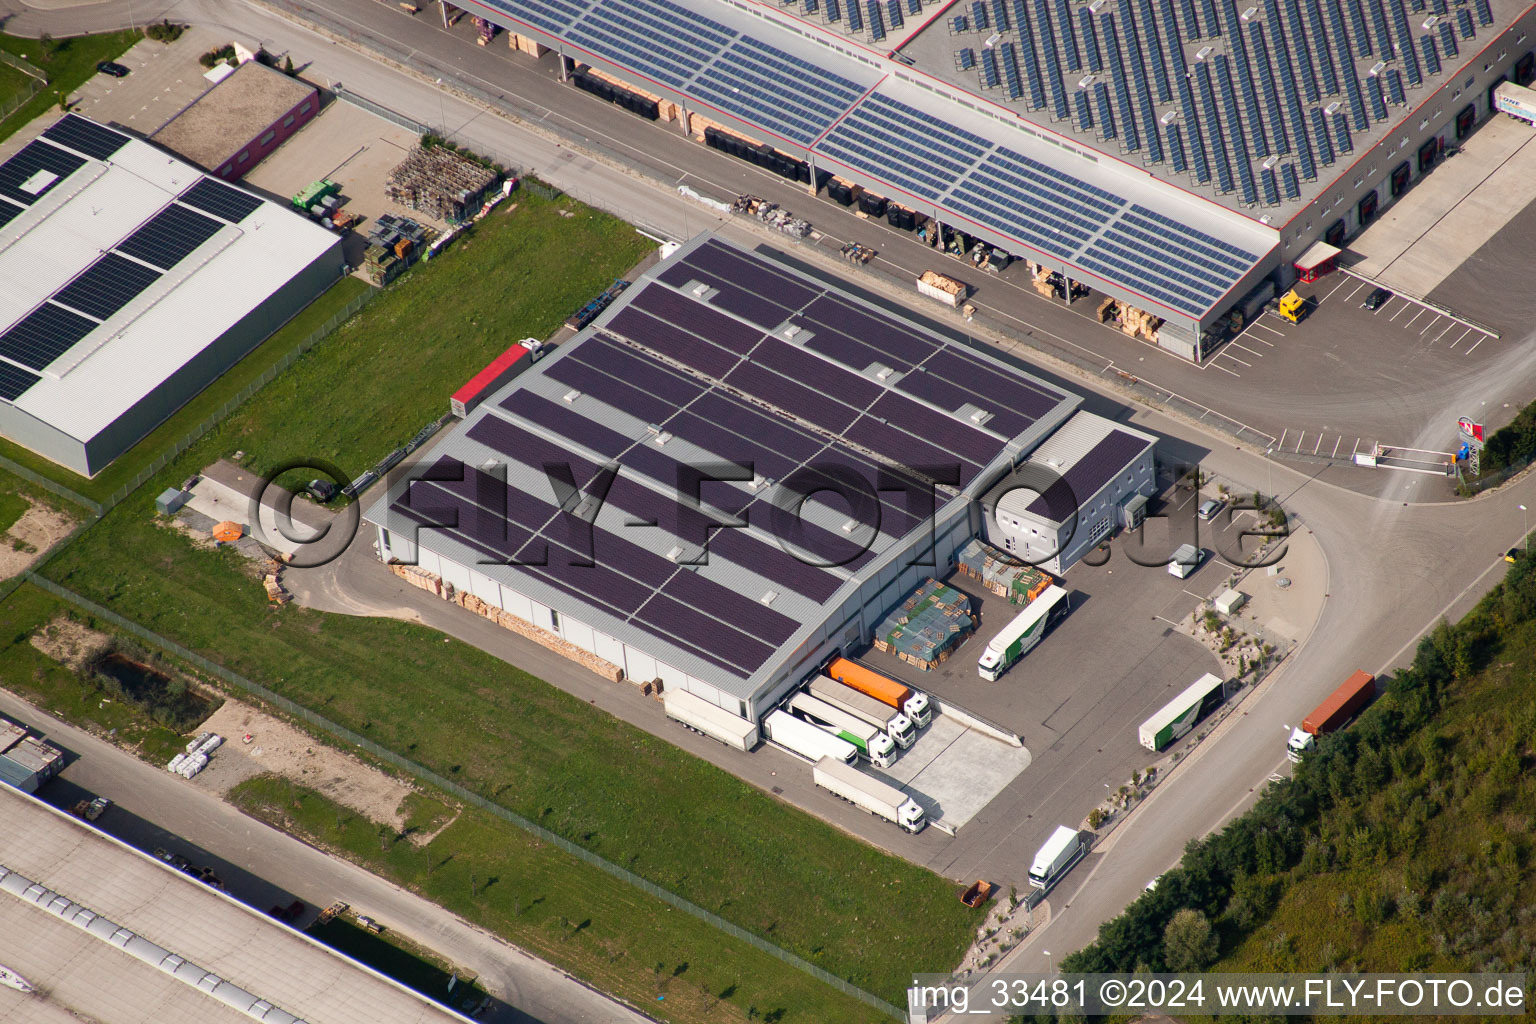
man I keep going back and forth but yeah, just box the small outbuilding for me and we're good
[151,60,318,180]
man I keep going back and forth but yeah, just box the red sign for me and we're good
[1458,417,1484,442]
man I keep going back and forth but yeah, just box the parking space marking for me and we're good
[1210,360,1242,377]
[1322,277,1355,302]
[1419,315,1444,336]
[1429,321,1456,345]
[1387,300,1411,321]
[1343,281,1367,303]
[1448,326,1473,349]
[1465,333,1489,355]
[1403,308,1427,328]
[1250,321,1286,336]
[1229,341,1265,359]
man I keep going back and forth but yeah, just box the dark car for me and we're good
[305,478,338,503]
[1362,286,1393,311]
[96,61,130,78]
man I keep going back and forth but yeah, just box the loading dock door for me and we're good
[1389,162,1411,198]
[1358,189,1379,225]
[1324,218,1347,247]
[1455,103,1476,139]
[1517,51,1535,86]
[1417,137,1441,173]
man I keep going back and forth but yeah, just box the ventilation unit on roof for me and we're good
[691,283,710,297]
[1325,100,1342,116]
[970,408,993,425]
[1262,154,1278,168]
[1196,45,1213,61]
[1089,0,1107,10]
[985,31,1002,47]
[1422,14,1438,28]
[1369,61,1387,76]
[646,423,661,434]
[667,545,685,562]
[841,519,859,533]
[1241,5,1257,18]
[761,590,779,606]
[782,324,800,340]
[751,472,771,490]
[1079,74,1096,88]
[654,430,673,446]
[1161,109,1180,124]
[562,389,582,403]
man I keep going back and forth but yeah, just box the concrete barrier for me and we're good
[932,698,1023,747]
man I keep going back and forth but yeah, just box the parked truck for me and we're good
[978,585,1068,681]
[1139,672,1226,751]
[787,692,897,767]
[808,674,917,748]
[763,710,858,765]
[1494,80,1536,126]
[812,756,926,833]
[825,657,931,726]
[662,689,759,752]
[1029,825,1086,890]
[1286,669,1375,762]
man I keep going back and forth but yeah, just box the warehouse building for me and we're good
[0,785,473,1024]
[463,0,1536,359]
[364,236,1154,724]
[981,411,1158,575]
[0,115,344,476]
[151,60,319,180]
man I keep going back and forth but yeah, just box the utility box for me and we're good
[155,488,190,515]
[1169,543,1202,578]
[1214,588,1247,614]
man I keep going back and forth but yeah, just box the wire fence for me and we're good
[23,572,906,1022]
[0,76,45,124]
[332,83,431,136]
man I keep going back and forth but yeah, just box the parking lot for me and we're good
[866,714,1032,833]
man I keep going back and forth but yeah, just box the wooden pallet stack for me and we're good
[386,147,499,223]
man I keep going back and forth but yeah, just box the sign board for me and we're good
[1494,81,1536,125]
[1458,417,1484,445]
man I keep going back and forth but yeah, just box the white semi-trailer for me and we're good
[812,756,926,833]
[662,689,759,752]
[1029,825,1086,890]
[763,710,858,765]
[786,692,897,767]
[808,675,917,748]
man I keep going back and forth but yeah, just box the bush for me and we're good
[198,44,236,69]
[145,20,186,42]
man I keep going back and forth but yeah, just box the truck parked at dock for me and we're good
[662,689,758,752]
[786,692,896,767]
[824,657,931,726]
[808,674,917,748]
[1286,670,1375,762]
[763,710,858,765]
[812,756,926,833]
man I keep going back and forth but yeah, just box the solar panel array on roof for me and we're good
[0,360,40,402]
[53,253,162,321]
[1474,0,1493,26]
[0,302,97,370]
[1438,18,1458,54]
[1456,6,1474,36]
[0,198,20,232]
[0,140,85,207]
[180,177,263,223]
[1260,163,1280,202]
[1025,428,1151,520]
[1057,0,1083,70]
[1281,160,1301,197]
[117,204,226,270]
[41,115,130,161]
[867,0,886,40]
[1347,0,1374,51]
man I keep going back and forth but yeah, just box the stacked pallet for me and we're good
[386,147,499,223]
[873,578,976,670]
[955,538,1054,604]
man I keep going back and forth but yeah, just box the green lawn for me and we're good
[0,489,26,535]
[237,776,890,1024]
[307,916,486,1013]
[0,30,139,141]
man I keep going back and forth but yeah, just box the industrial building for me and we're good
[364,236,1155,726]
[463,0,1536,358]
[0,115,344,476]
[0,785,472,1024]
[151,60,320,180]
[0,717,63,795]
[980,411,1158,574]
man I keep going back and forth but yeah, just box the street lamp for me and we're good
[1521,505,1529,551]
[1043,950,1053,975]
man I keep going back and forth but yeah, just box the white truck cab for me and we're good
[887,713,917,749]
[903,691,932,727]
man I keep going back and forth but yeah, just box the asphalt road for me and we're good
[0,690,653,1024]
[5,0,1536,1001]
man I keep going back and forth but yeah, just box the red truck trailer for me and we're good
[1287,670,1374,762]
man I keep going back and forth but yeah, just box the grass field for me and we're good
[307,916,486,1013]
[0,490,27,536]
[0,30,138,142]
[235,775,892,1024]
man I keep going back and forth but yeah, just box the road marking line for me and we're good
[1430,322,1456,344]
[1344,282,1366,302]
[1313,434,1323,455]
[1211,361,1242,377]
[1294,431,1305,453]
[1419,315,1443,336]
[1403,308,1426,328]
[1331,436,1342,458]
[1251,322,1285,336]
[1323,277,1353,301]
[1278,427,1288,449]
[1449,326,1472,349]
[1388,301,1410,321]
[1230,342,1264,358]
[1465,333,1488,355]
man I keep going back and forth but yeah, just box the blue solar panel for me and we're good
[1346,0,1373,52]
[958,47,976,68]
[867,0,886,39]
[1074,88,1095,129]
[1370,0,1394,57]
[1367,71,1389,117]
[1310,106,1336,164]
[1438,19,1457,54]
[1101,15,1141,151]
[1094,79,1118,137]
[1159,0,1188,78]
[1180,0,1202,37]
[909,0,922,13]
[1175,63,1212,178]
[1260,164,1280,203]
[889,0,906,26]
[1215,56,1256,201]
[1138,0,1174,101]
[1430,0,1444,11]
[1248,25,1291,153]
[1387,0,1422,85]
[1296,128,1317,179]
[970,0,987,28]
[1384,66,1406,104]
[1456,6,1473,36]
[1420,33,1441,73]
[1281,160,1300,197]
[1036,0,1071,117]
[1079,7,1104,69]
[1281,0,1322,102]
[566,0,725,90]
[827,0,841,20]
[1333,110,1353,151]
[0,361,39,403]
[1200,0,1221,33]
[1168,123,1188,171]
[1304,0,1340,95]
[690,36,869,147]
[980,45,1001,88]
[990,0,1011,29]
[1057,0,1083,70]
[1474,0,1492,25]
[999,41,1027,101]
[1118,1,1164,160]
[848,0,864,29]
[806,0,819,13]
[1195,61,1235,191]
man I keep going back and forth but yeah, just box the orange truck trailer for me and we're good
[1286,670,1375,762]
[825,657,931,727]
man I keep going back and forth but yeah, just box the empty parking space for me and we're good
[872,716,1033,831]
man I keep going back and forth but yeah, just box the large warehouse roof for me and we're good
[0,115,339,454]
[0,786,469,1024]
[465,0,1280,321]
[366,236,1078,695]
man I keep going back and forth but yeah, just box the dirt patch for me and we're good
[29,617,112,672]
[193,699,430,833]
[0,497,77,580]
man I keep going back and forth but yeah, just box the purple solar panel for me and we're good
[617,443,754,518]
[724,362,860,435]
[661,569,799,645]
[499,392,632,459]
[688,391,826,466]
[799,450,921,537]
[666,410,800,483]
[544,354,676,426]
[1025,428,1152,520]
[682,238,824,308]
[633,592,777,672]
[800,295,936,367]
[925,349,1063,422]
[698,277,798,329]
[895,368,977,419]
[571,335,705,407]
[844,414,978,485]
[742,493,875,569]
[752,337,883,407]
[869,392,999,466]
[803,327,892,373]
[707,526,843,602]
[607,307,741,378]
[628,286,765,355]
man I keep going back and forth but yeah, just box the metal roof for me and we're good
[366,234,1079,697]
[994,410,1156,524]
[150,61,317,172]
[0,785,471,1024]
[0,115,341,442]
